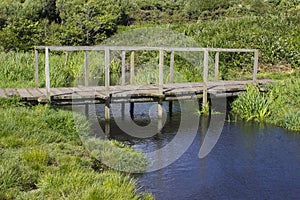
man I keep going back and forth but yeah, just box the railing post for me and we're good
[203,49,209,105]
[130,51,135,85]
[121,50,126,86]
[158,49,164,119]
[253,50,259,82]
[214,51,219,81]
[105,47,110,91]
[170,51,175,83]
[45,47,50,100]
[169,50,175,116]
[159,49,164,93]
[84,50,89,86]
[34,48,39,88]
[104,47,110,121]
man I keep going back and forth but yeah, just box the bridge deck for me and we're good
[0,80,271,105]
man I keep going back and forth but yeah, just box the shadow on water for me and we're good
[70,102,300,200]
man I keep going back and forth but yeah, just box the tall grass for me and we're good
[231,77,300,131]
[0,102,152,199]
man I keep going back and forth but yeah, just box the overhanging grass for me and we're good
[231,77,300,131]
[0,102,152,200]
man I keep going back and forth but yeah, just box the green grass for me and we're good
[0,101,152,200]
[231,77,300,131]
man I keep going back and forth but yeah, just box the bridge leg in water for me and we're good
[85,104,89,119]
[121,102,125,119]
[105,120,110,136]
[168,101,173,117]
[158,98,163,119]
[105,100,110,121]
[130,102,134,119]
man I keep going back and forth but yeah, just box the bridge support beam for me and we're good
[158,98,163,119]
[169,101,173,117]
[105,100,110,121]
[130,102,134,119]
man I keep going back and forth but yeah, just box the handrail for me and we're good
[34,46,259,103]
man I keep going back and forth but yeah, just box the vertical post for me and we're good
[84,51,89,118]
[104,47,110,122]
[169,51,175,116]
[169,101,173,117]
[203,49,209,105]
[130,51,135,85]
[130,102,134,119]
[158,98,163,119]
[158,50,164,120]
[121,50,126,118]
[159,49,164,93]
[105,99,110,121]
[214,52,219,81]
[84,50,89,86]
[170,51,175,83]
[253,50,259,82]
[121,50,126,86]
[105,47,110,91]
[45,47,50,100]
[34,48,39,88]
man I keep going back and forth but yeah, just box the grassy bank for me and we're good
[231,76,300,131]
[0,100,152,200]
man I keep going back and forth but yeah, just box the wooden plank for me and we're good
[0,89,7,98]
[27,88,44,98]
[5,89,18,97]
[16,88,34,100]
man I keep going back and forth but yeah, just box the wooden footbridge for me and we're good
[0,46,272,120]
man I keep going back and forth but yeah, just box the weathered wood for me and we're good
[1,80,272,104]
[35,46,257,53]
[45,47,50,99]
[170,51,175,83]
[84,51,89,86]
[157,98,163,119]
[130,51,135,85]
[203,50,209,105]
[159,49,164,93]
[5,89,18,97]
[105,48,110,91]
[121,50,126,85]
[105,100,110,121]
[215,52,219,81]
[16,89,33,100]
[253,50,259,82]
[34,49,39,87]
[0,89,7,98]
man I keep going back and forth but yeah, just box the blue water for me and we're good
[96,102,300,200]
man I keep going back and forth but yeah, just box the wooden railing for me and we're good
[34,46,259,104]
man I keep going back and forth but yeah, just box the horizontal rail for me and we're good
[35,46,257,53]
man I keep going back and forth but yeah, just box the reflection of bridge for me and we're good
[0,46,272,121]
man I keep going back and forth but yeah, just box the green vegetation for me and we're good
[231,76,300,131]
[0,101,152,199]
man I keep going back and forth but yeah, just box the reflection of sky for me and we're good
[71,102,300,199]
[135,119,300,199]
